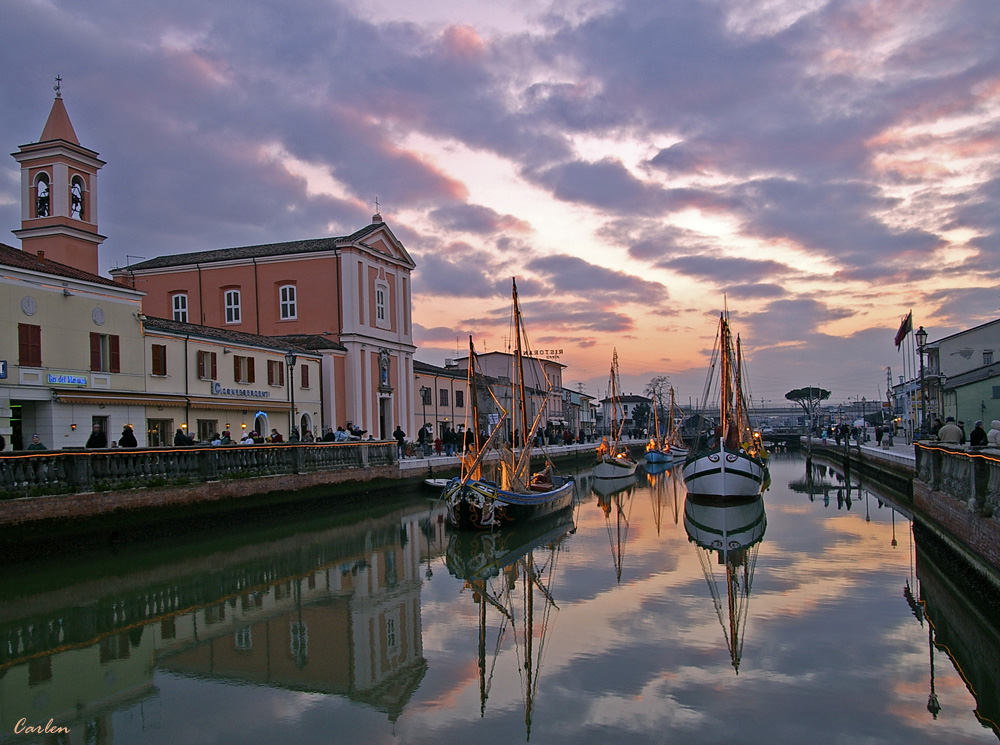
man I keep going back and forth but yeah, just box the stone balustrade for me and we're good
[0,441,396,499]
[915,441,1000,515]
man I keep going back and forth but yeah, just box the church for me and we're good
[5,88,416,444]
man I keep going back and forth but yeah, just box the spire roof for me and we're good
[39,94,79,145]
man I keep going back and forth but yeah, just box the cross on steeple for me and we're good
[53,75,62,98]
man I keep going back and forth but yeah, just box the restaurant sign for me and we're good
[47,373,88,386]
[212,383,271,398]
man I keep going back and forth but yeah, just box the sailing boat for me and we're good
[644,392,670,464]
[645,387,687,463]
[445,510,575,739]
[682,312,767,498]
[594,349,638,479]
[684,493,766,673]
[443,278,575,530]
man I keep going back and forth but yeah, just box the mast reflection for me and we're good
[683,494,767,674]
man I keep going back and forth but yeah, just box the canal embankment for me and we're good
[0,438,618,533]
[809,435,1000,589]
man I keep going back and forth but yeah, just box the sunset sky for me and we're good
[2,0,999,407]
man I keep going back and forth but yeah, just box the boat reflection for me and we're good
[683,494,767,674]
[446,510,576,739]
[592,473,637,583]
[644,464,682,535]
[0,497,449,737]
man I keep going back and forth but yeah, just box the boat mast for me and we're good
[735,335,745,444]
[512,279,530,453]
[719,315,731,445]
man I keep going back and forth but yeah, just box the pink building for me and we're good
[111,219,417,439]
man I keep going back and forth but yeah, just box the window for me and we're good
[374,280,390,328]
[196,419,217,442]
[225,289,241,324]
[421,387,432,406]
[279,285,297,320]
[456,390,464,408]
[18,323,41,367]
[985,350,994,366]
[34,173,50,217]
[993,386,1000,400]
[172,293,188,322]
[151,344,167,376]
[234,355,255,384]
[90,333,121,373]
[197,350,217,380]
[70,176,85,220]
[147,419,171,447]
[439,388,449,407]
[267,359,286,387]
[300,363,310,389]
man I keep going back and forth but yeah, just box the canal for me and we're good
[1,453,998,744]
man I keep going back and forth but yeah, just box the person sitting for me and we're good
[26,433,47,451]
[220,430,233,445]
[174,428,194,446]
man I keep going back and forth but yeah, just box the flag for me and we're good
[894,311,912,349]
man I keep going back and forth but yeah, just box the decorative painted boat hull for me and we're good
[594,454,638,479]
[444,475,575,530]
[644,449,671,464]
[682,446,766,498]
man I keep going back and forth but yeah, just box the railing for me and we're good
[0,441,397,498]
[915,442,1000,515]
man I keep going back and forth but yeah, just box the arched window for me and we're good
[70,176,85,220]
[35,173,50,217]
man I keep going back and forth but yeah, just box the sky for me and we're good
[2,0,999,408]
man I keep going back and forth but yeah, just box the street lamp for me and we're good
[285,351,297,439]
[420,386,430,454]
[915,325,928,434]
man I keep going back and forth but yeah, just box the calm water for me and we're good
[1,453,998,745]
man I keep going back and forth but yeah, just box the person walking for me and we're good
[86,423,108,448]
[393,425,406,458]
[937,416,964,444]
[118,425,138,448]
[970,420,988,447]
[988,420,1000,448]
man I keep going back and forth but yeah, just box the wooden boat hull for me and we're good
[682,446,766,498]
[444,475,575,529]
[644,449,671,464]
[594,454,638,479]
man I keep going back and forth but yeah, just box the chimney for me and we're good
[36,251,45,261]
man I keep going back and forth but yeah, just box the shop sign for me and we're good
[47,373,88,386]
[212,383,271,398]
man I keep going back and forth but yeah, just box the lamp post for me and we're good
[420,386,430,454]
[285,351,297,439]
[915,325,928,434]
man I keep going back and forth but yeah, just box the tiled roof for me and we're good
[119,222,384,272]
[273,333,347,352]
[142,316,319,356]
[0,242,127,289]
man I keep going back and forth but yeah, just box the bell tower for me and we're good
[12,79,106,274]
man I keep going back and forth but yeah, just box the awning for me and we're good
[53,391,290,412]
[54,392,189,407]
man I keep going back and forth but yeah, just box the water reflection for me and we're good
[683,493,767,674]
[0,496,449,740]
[592,472,637,583]
[445,510,576,740]
[1,458,999,743]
